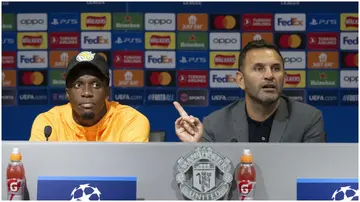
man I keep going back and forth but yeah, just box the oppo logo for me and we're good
[284,57,302,63]
[213,38,237,44]
[20,19,44,25]
[148,19,172,25]
[344,76,358,83]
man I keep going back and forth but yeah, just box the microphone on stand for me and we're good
[44,126,52,142]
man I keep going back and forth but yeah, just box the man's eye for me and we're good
[74,83,81,88]
[92,83,100,88]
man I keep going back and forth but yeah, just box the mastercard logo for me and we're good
[279,34,302,48]
[21,71,44,86]
[212,15,240,30]
[344,53,358,67]
[150,72,172,86]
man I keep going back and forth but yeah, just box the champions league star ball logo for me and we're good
[175,146,234,200]
[332,186,359,201]
[70,183,101,201]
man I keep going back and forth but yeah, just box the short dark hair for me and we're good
[238,39,284,72]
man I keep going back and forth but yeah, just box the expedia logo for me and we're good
[86,16,107,27]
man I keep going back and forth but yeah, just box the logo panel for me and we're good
[2,89,17,106]
[177,32,208,50]
[210,90,242,106]
[81,32,111,49]
[274,33,306,49]
[210,52,239,69]
[177,13,208,31]
[50,89,69,105]
[113,70,144,87]
[340,13,358,31]
[177,70,208,88]
[340,32,358,50]
[112,32,144,50]
[307,52,339,69]
[2,13,16,31]
[275,13,306,31]
[145,32,176,50]
[146,89,176,105]
[242,32,273,48]
[210,15,240,31]
[307,70,338,88]
[177,89,208,106]
[307,32,338,50]
[2,32,17,50]
[210,70,238,88]
[340,52,358,68]
[81,13,111,30]
[242,14,273,31]
[113,13,143,30]
[18,89,48,105]
[340,90,358,106]
[284,70,306,88]
[2,52,16,68]
[113,51,144,68]
[50,51,79,68]
[17,51,48,68]
[18,70,47,86]
[48,12,79,31]
[280,51,306,69]
[49,32,80,49]
[176,51,208,69]
[2,70,17,87]
[145,13,176,31]
[145,51,176,69]
[17,13,47,31]
[307,14,338,31]
[113,89,144,106]
[283,90,305,103]
[209,32,241,50]
[146,70,176,87]
[17,32,48,49]
[307,90,339,106]
[50,69,66,87]
[340,70,358,88]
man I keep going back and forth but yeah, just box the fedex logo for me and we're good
[275,14,306,31]
[81,32,111,49]
[17,51,48,68]
[145,51,176,69]
[341,32,358,50]
[210,70,238,88]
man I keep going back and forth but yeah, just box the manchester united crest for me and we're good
[175,146,234,200]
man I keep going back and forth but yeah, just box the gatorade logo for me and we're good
[7,179,24,200]
[238,180,256,200]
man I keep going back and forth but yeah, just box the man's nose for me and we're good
[81,85,93,97]
[263,67,274,79]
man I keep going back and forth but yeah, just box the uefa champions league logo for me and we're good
[70,183,101,201]
[332,186,359,201]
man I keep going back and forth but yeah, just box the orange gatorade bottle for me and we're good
[236,149,256,200]
[7,148,25,200]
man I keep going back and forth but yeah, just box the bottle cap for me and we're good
[10,148,22,161]
[240,149,252,163]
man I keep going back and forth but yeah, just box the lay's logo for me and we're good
[341,13,358,31]
[210,52,239,69]
[145,32,175,50]
[81,13,111,30]
[17,32,47,49]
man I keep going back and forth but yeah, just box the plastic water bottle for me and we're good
[7,148,25,200]
[236,149,256,200]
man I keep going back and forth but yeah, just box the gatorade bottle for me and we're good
[7,148,25,200]
[236,149,256,200]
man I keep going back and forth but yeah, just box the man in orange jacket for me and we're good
[29,51,150,142]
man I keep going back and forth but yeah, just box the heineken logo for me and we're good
[175,146,234,200]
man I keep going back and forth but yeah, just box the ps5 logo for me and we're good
[179,56,207,64]
[115,37,142,44]
[51,18,78,25]
[2,38,14,44]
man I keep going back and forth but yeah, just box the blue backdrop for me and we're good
[2,2,358,142]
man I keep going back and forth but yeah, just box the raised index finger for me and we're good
[173,101,188,117]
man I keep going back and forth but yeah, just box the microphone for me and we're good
[44,126,52,142]
[230,138,238,142]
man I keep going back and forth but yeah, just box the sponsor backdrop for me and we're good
[2,2,358,142]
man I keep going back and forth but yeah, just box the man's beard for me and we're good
[247,88,281,106]
[81,112,95,120]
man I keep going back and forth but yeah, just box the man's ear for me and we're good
[236,70,245,90]
[65,88,70,100]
